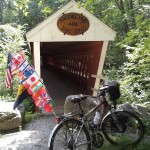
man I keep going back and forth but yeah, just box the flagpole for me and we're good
[52,110,58,118]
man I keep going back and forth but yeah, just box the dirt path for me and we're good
[0,115,56,150]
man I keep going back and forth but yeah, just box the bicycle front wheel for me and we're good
[102,111,145,146]
[49,119,91,150]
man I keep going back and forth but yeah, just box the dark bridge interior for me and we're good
[32,41,103,108]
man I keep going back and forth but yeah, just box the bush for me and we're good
[0,24,28,101]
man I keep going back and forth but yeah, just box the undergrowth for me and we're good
[97,118,150,150]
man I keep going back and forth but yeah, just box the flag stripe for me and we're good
[5,52,16,88]
[5,68,12,88]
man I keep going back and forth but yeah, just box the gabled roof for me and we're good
[26,0,116,42]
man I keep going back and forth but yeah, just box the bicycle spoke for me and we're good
[102,111,144,146]
[50,119,91,150]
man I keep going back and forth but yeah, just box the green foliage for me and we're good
[98,1,150,104]
[24,111,43,124]
[0,24,27,53]
[97,114,150,150]
[0,24,28,101]
[97,140,150,150]
[4,0,70,31]
[142,117,150,136]
[0,76,18,102]
[23,95,42,124]
[23,98,35,112]
[120,13,150,103]
[0,0,149,106]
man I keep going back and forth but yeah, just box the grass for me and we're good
[24,111,43,124]
[96,117,150,150]
[96,140,150,150]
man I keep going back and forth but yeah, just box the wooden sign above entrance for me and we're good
[57,13,89,36]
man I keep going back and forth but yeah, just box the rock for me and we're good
[64,94,108,119]
[0,115,56,150]
[64,95,98,114]
[118,102,150,118]
[0,101,21,132]
[136,104,150,118]
[64,96,150,120]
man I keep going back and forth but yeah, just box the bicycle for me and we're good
[48,81,145,150]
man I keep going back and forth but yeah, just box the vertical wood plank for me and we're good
[93,41,108,96]
[33,42,41,77]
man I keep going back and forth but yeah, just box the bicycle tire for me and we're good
[102,111,145,146]
[49,118,91,150]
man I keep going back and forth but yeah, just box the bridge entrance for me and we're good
[26,1,116,112]
[40,41,103,96]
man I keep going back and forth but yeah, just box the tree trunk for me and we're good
[129,0,136,28]
[115,0,129,34]
[0,2,3,24]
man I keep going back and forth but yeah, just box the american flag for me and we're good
[5,52,17,88]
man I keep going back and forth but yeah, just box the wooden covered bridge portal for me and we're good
[26,1,116,108]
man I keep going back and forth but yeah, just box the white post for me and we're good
[93,41,109,96]
[33,42,41,77]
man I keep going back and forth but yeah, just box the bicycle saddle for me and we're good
[70,94,88,103]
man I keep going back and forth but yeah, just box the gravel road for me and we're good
[0,115,57,150]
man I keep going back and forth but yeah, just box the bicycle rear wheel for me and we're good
[49,119,91,150]
[102,111,145,146]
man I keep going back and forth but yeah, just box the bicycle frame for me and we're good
[83,98,109,120]
[64,96,109,117]
[48,81,145,149]
[70,95,125,134]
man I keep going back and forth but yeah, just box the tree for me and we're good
[0,24,27,100]
[0,0,149,104]
[0,0,8,24]
[120,12,150,103]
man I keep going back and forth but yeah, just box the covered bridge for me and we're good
[26,0,116,108]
